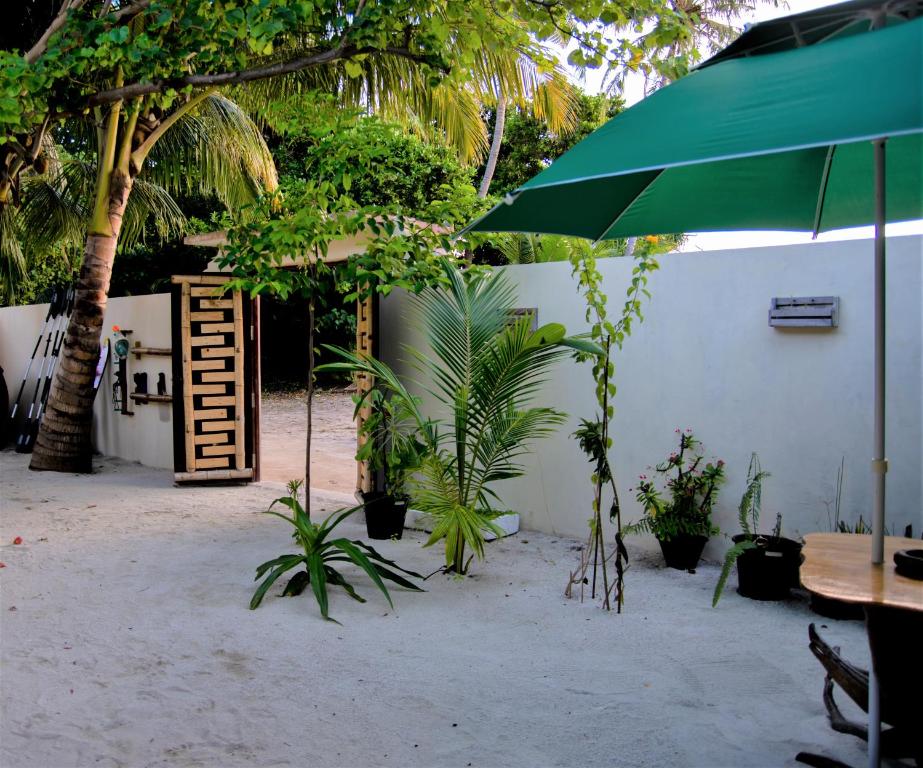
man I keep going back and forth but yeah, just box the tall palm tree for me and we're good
[8,2,579,473]
[476,52,579,198]
[17,94,278,471]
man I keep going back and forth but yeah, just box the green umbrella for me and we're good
[468,6,921,240]
[468,3,921,762]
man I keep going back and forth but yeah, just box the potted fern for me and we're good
[627,430,725,571]
[712,454,802,606]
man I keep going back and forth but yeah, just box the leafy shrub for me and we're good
[627,430,725,541]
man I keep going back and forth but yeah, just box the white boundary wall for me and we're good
[1,293,173,469]
[380,236,923,556]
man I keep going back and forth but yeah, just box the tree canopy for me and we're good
[272,114,474,216]
[3,0,763,472]
[478,92,621,198]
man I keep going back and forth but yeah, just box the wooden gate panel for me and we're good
[355,292,378,494]
[172,275,253,482]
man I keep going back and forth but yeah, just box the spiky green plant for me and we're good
[251,481,424,622]
[712,453,771,606]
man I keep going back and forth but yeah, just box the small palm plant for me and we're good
[250,481,424,621]
[319,260,595,573]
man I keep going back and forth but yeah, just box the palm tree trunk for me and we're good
[29,169,132,472]
[477,96,507,199]
[453,535,466,575]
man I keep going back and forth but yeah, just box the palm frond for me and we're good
[494,233,539,264]
[144,94,277,209]
[19,159,92,255]
[20,157,186,253]
[410,263,516,406]
[0,205,26,301]
[118,177,187,247]
[231,27,577,164]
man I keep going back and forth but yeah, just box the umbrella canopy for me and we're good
[467,3,922,239]
[704,0,921,64]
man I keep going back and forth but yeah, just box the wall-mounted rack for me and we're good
[132,342,171,357]
[769,296,839,328]
[130,393,173,404]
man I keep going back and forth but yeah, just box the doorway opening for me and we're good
[257,289,358,497]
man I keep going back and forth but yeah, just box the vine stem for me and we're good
[566,246,659,612]
[597,336,612,610]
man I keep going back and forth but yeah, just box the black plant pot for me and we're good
[658,534,708,571]
[733,534,802,600]
[360,491,407,540]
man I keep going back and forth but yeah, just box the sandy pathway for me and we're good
[259,388,357,495]
[0,451,872,768]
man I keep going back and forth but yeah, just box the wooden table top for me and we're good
[800,533,923,612]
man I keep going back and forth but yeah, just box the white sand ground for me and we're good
[0,450,881,768]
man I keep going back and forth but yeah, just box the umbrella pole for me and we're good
[871,138,886,567]
[867,136,887,768]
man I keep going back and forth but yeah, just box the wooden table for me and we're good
[801,533,923,612]
[800,533,923,767]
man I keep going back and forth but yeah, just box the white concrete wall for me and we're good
[379,236,923,556]
[1,293,174,469]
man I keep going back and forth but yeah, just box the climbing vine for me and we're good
[565,242,660,611]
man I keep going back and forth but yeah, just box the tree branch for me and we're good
[27,0,152,64]
[106,0,152,24]
[26,0,88,64]
[87,44,436,106]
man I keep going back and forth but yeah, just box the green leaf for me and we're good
[328,538,395,608]
[326,568,367,603]
[530,322,565,345]
[254,553,304,581]
[712,540,757,607]
[282,569,311,597]
[308,555,333,621]
[250,559,301,609]
[352,541,426,581]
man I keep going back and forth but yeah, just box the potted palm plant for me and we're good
[712,454,802,606]
[355,386,427,540]
[318,259,596,572]
[626,430,725,571]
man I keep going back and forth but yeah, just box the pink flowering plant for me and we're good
[626,430,726,541]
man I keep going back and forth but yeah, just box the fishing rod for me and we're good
[7,287,63,434]
[16,286,74,453]
[14,293,65,451]
[21,286,77,453]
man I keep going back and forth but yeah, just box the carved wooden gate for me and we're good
[171,275,255,482]
[355,292,378,494]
